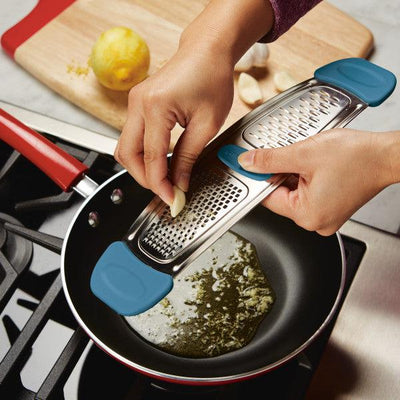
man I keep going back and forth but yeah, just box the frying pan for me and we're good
[0,108,345,385]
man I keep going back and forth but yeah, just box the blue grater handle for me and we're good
[217,144,272,181]
[314,57,396,107]
[90,241,173,315]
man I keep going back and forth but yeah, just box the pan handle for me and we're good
[0,108,89,192]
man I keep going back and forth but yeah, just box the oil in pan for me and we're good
[125,231,275,358]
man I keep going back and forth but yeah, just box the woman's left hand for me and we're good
[238,128,399,235]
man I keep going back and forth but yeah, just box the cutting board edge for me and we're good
[1,0,76,58]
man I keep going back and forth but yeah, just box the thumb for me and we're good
[238,143,305,174]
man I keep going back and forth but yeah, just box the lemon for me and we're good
[89,26,150,91]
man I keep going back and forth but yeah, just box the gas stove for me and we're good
[0,120,399,400]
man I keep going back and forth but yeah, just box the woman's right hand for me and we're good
[114,36,235,205]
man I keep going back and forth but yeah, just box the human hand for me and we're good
[114,38,234,205]
[238,128,399,236]
[114,0,274,205]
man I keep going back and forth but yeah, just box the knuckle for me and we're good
[114,147,121,163]
[175,149,199,167]
[317,219,341,236]
[317,228,335,237]
[262,150,276,168]
[300,220,316,232]
[257,149,275,169]
[297,214,325,233]
[143,146,161,164]
[142,87,164,108]
[143,151,156,164]
[129,85,164,113]
[114,148,128,165]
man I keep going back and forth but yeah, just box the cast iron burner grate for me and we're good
[0,213,33,311]
[0,134,366,400]
[0,133,121,399]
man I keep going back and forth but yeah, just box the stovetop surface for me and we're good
[0,135,366,400]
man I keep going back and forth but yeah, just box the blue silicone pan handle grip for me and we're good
[314,58,396,107]
[90,241,173,315]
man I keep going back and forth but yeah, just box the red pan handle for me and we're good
[0,108,88,192]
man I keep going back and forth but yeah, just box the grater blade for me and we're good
[125,80,367,275]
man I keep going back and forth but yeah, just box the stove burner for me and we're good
[0,213,33,275]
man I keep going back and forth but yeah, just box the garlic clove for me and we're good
[237,72,263,106]
[234,49,254,72]
[234,43,269,72]
[273,70,298,92]
[252,42,269,68]
[170,185,186,218]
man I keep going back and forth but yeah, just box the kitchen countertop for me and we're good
[1,2,400,399]
[328,0,400,236]
[307,219,400,399]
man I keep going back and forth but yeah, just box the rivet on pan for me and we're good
[111,188,124,204]
[88,211,100,228]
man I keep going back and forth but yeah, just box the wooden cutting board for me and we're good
[1,0,373,148]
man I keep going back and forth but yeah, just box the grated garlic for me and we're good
[125,231,275,358]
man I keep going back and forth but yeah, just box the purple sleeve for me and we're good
[260,0,322,42]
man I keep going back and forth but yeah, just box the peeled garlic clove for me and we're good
[252,42,269,68]
[273,70,298,92]
[170,185,186,218]
[234,43,269,72]
[234,49,254,72]
[237,72,263,106]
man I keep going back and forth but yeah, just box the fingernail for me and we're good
[238,151,255,168]
[176,172,190,192]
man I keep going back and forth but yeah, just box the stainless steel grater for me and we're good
[124,79,367,275]
[90,58,396,315]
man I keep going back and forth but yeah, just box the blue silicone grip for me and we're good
[314,58,396,107]
[217,144,272,181]
[90,241,173,316]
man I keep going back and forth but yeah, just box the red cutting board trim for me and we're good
[1,0,76,58]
